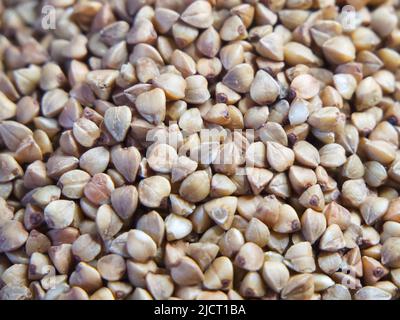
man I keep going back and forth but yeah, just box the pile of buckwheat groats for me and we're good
[0,0,400,301]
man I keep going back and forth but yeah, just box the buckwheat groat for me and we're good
[0,0,400,301]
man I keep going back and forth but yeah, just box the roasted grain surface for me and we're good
[0,0,399,301]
